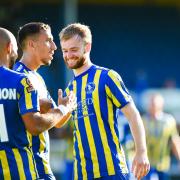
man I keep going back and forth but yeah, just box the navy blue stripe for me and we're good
[6,149,20,179]
[106,75,129,107]
[32,136,46,176]
[20,148,34,180]
[74,133,82,179]
[99,72,122,171]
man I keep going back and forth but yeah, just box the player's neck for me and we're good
[0,55,8,67]
[20,53,40,71]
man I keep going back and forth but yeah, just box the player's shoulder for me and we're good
[4,67,27,81]
[93,64,109,72]
[93,65,119,75]
[106,68,122,81]
[13,61,27,73]
[93,64,110,76]
[93,65,122,81]
[163,112,176,123]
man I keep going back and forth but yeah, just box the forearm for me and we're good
[121,102,150,180]
[122,102,147,154]
[22,108,64,135]
[34,108,63,133]
[55,113,71,128]
[128,111,147,153]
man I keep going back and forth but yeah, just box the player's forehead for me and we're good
[61,35,83,49]
[38,29,53,40]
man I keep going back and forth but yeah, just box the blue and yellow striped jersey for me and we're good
[13,62,56,178]
[65,65,131,179]
[0,66,39,179]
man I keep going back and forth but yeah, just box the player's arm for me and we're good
[39,98,53,113]
[22,90,76,134]
[22,107,68,135]
[38,98,72,128]
[171,135,180,161]
[38,89,75,128]
[170,117,180,161]
[18,77,76,135]
[121,101,150,180]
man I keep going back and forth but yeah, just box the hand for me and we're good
[131,151,150,180]
[58,89,77,113]
[39,98,52,113]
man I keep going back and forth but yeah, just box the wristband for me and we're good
[58,105,69,116]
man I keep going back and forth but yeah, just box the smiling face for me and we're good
[34,29,57,66]
[60,35,87,69]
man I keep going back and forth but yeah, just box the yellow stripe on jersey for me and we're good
[23,69,28,74]
[105,88,128,173]
[24,147,38,179]
[20,78,33,110]
[65,88,70,95]
[93,70,115,175]
[26,131,32,147]
[39,133,50,174]
[82,75,100,178]
[70,82,78,180]
[105,85,121,107]
[108,70,130,102]
[12,149,26,180]
[74,120,87,179]
[73,80,87,180]
[0,150,11,179]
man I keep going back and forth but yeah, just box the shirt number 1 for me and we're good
[0,104,9,142]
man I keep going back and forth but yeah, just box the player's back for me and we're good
[0,66,39,179]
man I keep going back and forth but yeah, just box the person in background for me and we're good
[13,22,76,180]
[0,28,76,179]
[59,23,150,180]
[142,93,180,180]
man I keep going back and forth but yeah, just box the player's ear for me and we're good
[85,42,91,53]
[6,42,12,54]
[28,39,37,49]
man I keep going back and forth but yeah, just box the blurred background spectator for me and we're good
[142,93,180,180]
[1,0,180,179]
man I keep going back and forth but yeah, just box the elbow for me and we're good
[22,112,48,135]
[28,129,41,136]
[27,126,44,136]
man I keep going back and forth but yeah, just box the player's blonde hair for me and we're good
[59,23,92,44]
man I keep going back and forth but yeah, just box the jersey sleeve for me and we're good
[17,76,40,115]
[105,69,132,108]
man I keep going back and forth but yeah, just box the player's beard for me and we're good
[65,55,86,70]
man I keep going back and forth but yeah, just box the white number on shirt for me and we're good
[0,104,9,142]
